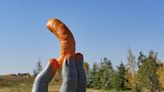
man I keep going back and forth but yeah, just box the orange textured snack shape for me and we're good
[46,18,75,68]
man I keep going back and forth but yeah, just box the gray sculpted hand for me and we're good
[32,59,58,92]
[60,53,86,92]
[31,53,86,92]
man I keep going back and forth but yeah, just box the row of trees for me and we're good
[84,49,164,92]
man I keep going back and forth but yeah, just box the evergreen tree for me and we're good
[114,61,127,90]
[137,51,161,92]
[92,62,98,75]
[87,62,100,88]
[103,58,113,70]
[100,58,113,89]
[33,59,43,77]
[89,58,114,89]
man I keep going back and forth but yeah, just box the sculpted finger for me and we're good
[32,58,58,92]
[75,53,86,92]
[49,58,58,76]
[60,54,78,92]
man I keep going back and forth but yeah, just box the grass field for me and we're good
[0,75,132,92]
[0,75,161,92]
[0,87,132,92]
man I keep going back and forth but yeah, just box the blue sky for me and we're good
[0,0,164,74]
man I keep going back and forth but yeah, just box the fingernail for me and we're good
[64,54,76,67]
[75,53,83,64]
[49,58,58,76]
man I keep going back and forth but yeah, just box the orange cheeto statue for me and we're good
[46,18,75,68]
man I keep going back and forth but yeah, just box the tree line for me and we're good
[84,49,164,92]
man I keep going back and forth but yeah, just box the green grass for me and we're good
[0,75,163,92]
[86,88,132,92]
[0,75,131,92]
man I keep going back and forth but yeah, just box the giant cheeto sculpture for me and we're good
[32,18,86,92]
[47,18,75,68]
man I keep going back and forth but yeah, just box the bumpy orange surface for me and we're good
[47,18,75,68]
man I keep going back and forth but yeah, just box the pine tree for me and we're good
[114,61,127,90]
[33,59,43,77]
[88,62,99,88]
[100,58,113,89]
[137,51,161,92]
[92,62,98,75]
